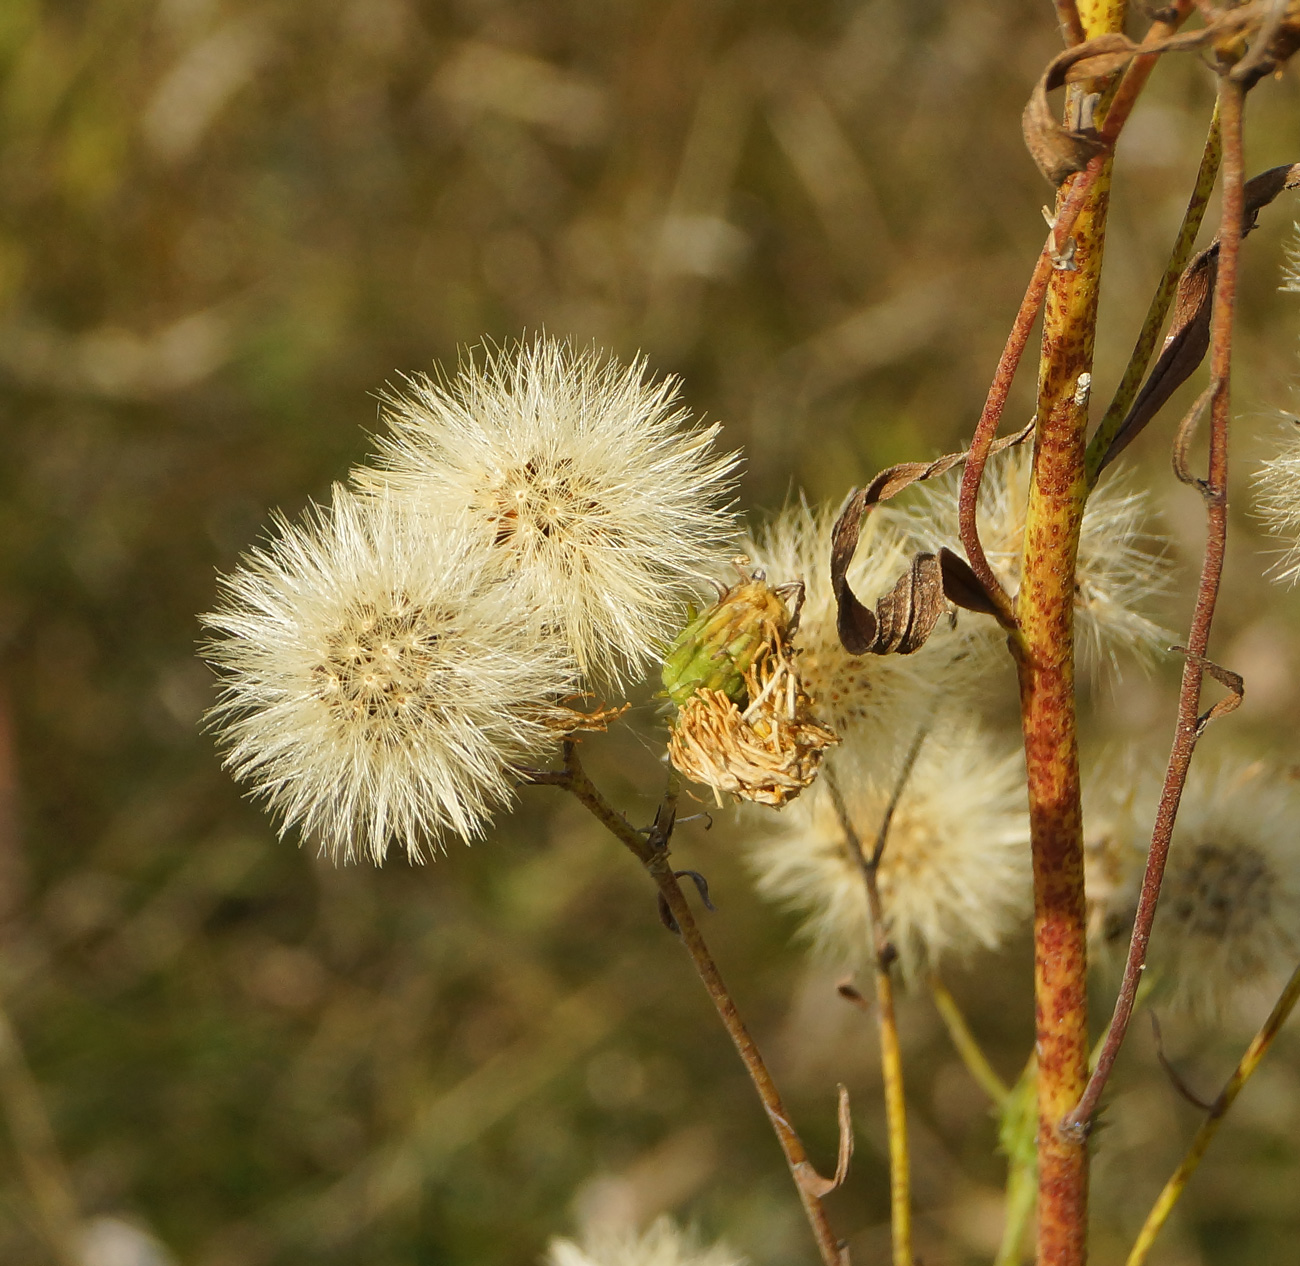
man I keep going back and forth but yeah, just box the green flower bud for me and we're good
[661,577,793,710]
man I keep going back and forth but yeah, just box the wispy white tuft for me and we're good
[202,486,575,864]
[545,1219,745,1266]
[894,447,1173,675]
[748,725,1031,980]
[1254,419,1300,585]
[744,500,974,769]
[1103,756,1300,1019]
[356,337,740,689]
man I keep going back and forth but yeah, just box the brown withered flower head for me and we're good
[660,563,837,807]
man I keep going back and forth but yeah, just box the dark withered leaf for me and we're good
[1098,162,1300,473]
[831,424,1032,655]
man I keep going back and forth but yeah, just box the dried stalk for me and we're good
[827,729,927,1266]
[1125,962,1300,1265]
[1065,71,1249,1135]
[534,745,846,1266]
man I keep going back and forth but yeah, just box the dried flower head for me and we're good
[356,337,739,689]
[663,566,837,806]
[545,1219,745,1266]
[202,486,575,864]
[743,501,969,767]
[1104,757,1300,1018]
[895,447,1173,674]
[1254,419,1300,585]
[748,726,1030,979]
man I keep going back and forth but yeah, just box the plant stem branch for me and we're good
[1086,104,1222,481]
[1065,71,1247,1135]
[540,745,845,1266]
[827,730,928,1266]
[957,0,1190,624]
[1125,962,1300,1266]
[929,975,1010,1106]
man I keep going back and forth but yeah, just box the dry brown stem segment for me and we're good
[830,422,1032,654]
[1064,71,1250,1140]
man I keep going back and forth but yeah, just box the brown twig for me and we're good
[826,728,928,1266]
[532,744,846,1266]
[1064,70,1249,1138]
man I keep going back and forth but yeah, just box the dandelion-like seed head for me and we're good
[895,447,1173,675]
[744,501,967,765]
[358,337,740,689]
[202,486,575,864]
[1147,761,1300,1018]
[545,1219,745,1266]
[748,726,1031,980]
[1254,420,1300,585]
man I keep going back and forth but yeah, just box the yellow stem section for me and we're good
[1126,963,1300,1266]
[1019,4,1125,1263]
[929,974,1009,1106]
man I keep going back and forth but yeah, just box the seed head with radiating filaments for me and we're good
[202,486,575,864]
[357,338,740,689]
[748,725,1031,980]
[1254,420,1300,585]
[895,447,1173,675]
[1097,756,1300,1019]
[545,1219,746,1266]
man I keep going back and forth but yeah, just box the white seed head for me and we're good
[545,1220,745,1266]
[1107,758,1300,1019]
[747,725,1031,980]
[356,337,740,689]
[744,500,972,768]
[202,486,575,864]
[894,448,1173,676]
[1254,419,1300,585]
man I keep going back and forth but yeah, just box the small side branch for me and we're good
[1125,963,1300,1266]
[528,746,846,1266]
[827,728,928,1266]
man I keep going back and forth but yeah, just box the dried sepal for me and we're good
[667,643,837,808]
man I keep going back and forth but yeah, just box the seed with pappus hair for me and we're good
[1105,758,1300,1019]
[202,486,576,864]
[355,337,740,689]
[747,725,1031,980]
[545,1219,746,1266]
[1255,419,1300,585]
[894,447,1173,676]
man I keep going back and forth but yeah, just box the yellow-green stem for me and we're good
[929,975,1010,1106]
[1126,963,1300,1265]
[1018,4,1125,1261]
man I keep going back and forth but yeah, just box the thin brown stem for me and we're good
[1126,962,1300,1266]
[826,730,928,1266]
[538,745,845,1266]
[1065,71,1247,1135]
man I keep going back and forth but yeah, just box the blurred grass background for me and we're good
[1,1,1299,1263]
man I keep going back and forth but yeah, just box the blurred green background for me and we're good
[1,1,1299,1263]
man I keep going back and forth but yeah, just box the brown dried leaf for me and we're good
[1172,646,1244,737]
[1099,161,1300,473]
[831,423,1032,654]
